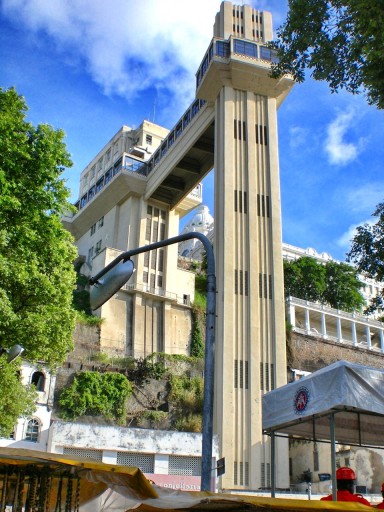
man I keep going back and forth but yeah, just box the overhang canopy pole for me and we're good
[330,413,337,501]
[271,431,276,498]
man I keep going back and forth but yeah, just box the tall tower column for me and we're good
[196,2,294,490]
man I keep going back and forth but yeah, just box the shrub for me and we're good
[59,371,132,423]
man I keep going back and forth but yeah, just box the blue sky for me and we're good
[1,0,383,262]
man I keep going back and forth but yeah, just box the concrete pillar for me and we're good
[288,300,296,327]
[154,454,169,475]
[366,326,372,349]
[305,305,310,334]
[102,450,117,465]
[337,316,342,342]
[379,329,384,352]
[351,321,357,346]
[321,310,327,338]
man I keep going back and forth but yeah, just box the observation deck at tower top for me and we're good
[70,34,293,223]
[145,35,292,209]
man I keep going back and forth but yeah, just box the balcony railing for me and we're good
[196,36,279,90]
[122,282,190,306]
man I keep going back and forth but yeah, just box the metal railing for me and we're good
[121,282,190,306]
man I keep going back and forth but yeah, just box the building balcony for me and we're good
[122,282,191,307]
[286,296,384,353]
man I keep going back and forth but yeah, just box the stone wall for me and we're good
[67,322,101,364]
[288,331,384,373]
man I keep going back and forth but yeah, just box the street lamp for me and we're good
[0,344,24,363]
[89,232,216,492]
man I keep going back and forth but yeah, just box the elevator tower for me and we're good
[195,2,294,489]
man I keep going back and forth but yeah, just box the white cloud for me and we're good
[324,108,366,165]
[289,125,309,148]
[2,0,289,117]
[337,219,375,249]
[345,184,384,213]
[2,0,220,112]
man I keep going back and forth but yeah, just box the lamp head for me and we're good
[0,344,24,363]
[90,259,135,310]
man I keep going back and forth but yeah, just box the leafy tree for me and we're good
[322,260,365,312]
[284,256,326,302]
[347,202,384,314]
[284,256,364,311]
[270,0,384,108]
[0,87,77,367]
[0,356,37,437]
[58,371,132,423]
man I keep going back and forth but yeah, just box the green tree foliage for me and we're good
[284,256,326,302]
[0,356,37,437]
[190,310,205,358]
[0,87,77,367]
[59,371,132,423]
[347,202,384,314]
[73,272,92,316]
[271,0,384,108]
[284,256,364,311]
[322,260,365,312]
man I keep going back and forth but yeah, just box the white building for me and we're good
[48,421,219,492]
[0,362,55,451]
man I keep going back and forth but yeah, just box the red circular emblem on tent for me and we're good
[294,386,310,414]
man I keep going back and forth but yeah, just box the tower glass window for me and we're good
[233,39,257,58]
[216,40,230,58]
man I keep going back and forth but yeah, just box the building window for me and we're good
[95,240,102,254]
[158,249,164,272]
[31,371,45,392]
[63,447,103,461]
[105,168,112,184]
[98,216,104,228]
[117,452,154,473]
[146,134,152,145]
[96,177,104,193]
[216,40,230,58]
[234,39,257,58]
[88,247,94,263]
[169,456,201,476]
[25,418,40,442]
[314,448,319,471]
[90,223,96,235]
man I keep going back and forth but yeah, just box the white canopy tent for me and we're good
[262,360,384,499]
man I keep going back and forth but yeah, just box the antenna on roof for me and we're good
[153,95,156,123]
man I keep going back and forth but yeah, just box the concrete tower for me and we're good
[64,1,293,492]
[195,2,294,489]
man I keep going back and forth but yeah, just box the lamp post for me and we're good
[89,232,216,492]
